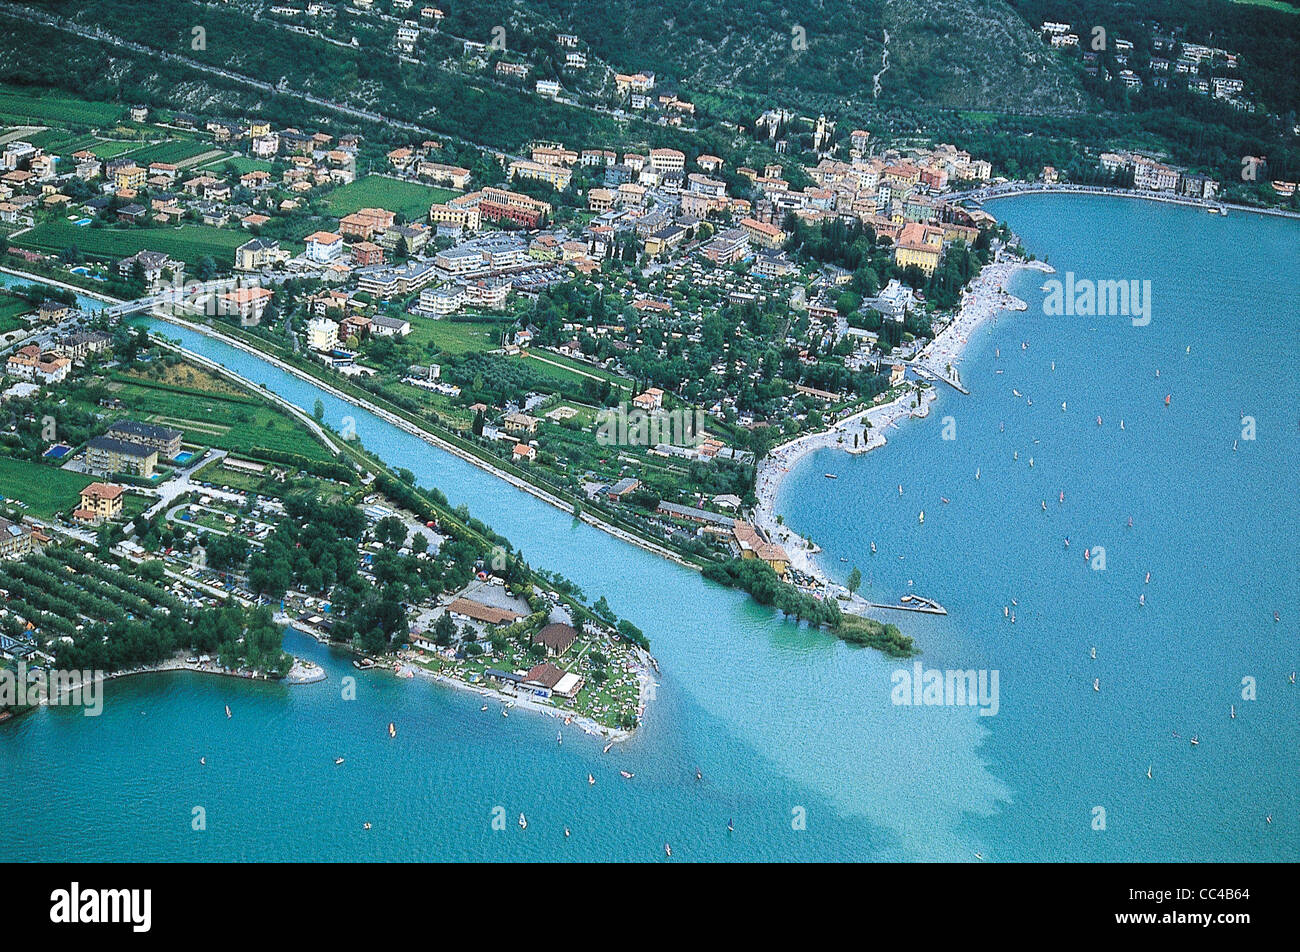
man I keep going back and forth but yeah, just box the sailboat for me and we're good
[1120,419,1125,430]
[588,774,595,785]
[870,541,877,553]
[1093,678,1100,692]
[1059,491,1064,504]
[1004,606,1009,618]
[1146,765,1152,780]
[898,484,904,496]
[1028,457,1034,467]
[1061,402,1067,412]
[1127,516,1133,528]
[1041,500,1047,511]
[1013,451,1018,460]
[727,818,734,833]
[1164,394,1171,406]
[664,843,672,858]
[564,827,571,838]
[225,705,231,719]
[1090,647,1096,660]
[918,510,925,524]
[975,468,980,480]
[695,768,703,781]
[1139,593,1146,607]
[1230,705,1236,719]
[388,722,396,737]
[557,731,562,745]
[518,813,527,830]
[200,757,206,766]
[1145,572,1150,584]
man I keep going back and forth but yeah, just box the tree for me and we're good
[312,398,325,423]
[433,611,456,647]
[846,566,862,595]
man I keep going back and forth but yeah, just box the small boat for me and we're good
[1013,389,1022,397]
[839,557,848,562]
[225,705,231,719]
[1190,735,1199,747]
[974,852,985,862]
[1041,500,1047,511]
[1186,345,1191,355]
[1010,612,1015,624]
[664,843,672,858]
[1026,399,1033,407]
[1139,593,1146,607]
[823,473,838,479]
[1127,517,1133,528]
[1290,672,1296,685]
[1013,451,1018,460]
[564,716,572,725]
[870,541,877,553]
[1146,766,1152,780]
[480,705,488,712]
[363,822,372,830]
[1145,572,1150,584]
[334,757,345,765]
[1230,705,1236,720]
[588,774,595,785]
[1093,678,1100,692]
[1164,394,1171,406]
[620,770,634,779]
[898,484,903,496]
[519,813,527,830]
[557,731,562,745]
[918,511,925,524]
[941,497,950,505]
[501,709,509,718]
[1274,611,1280,624]
[1028,457,1034,467]
[200,757,206,766]
[1059,491,1064,503]
[1120,420,1125,430]
[975,468,980,480]
[727,819,734,833]
[1233,440,1238,452]
[388,722,396,738]
[1090,647,1096,660]
[603,742,613,754]
[1096,415,1103,426]
[1061,402,1067,412]
[564,827,571,838]
[1051,361,1055,371]
[1084,548,1090,560]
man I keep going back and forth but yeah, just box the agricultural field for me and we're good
[89,139,146,159]
[123,139,220,166]
[103,377,336,464]
[325,176,458,221]
[0,88,122,126]
[199,155,271,175]
[0,455,94,518]
[14,220,250,268]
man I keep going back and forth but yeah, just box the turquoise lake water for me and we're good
[1,195,1295,861]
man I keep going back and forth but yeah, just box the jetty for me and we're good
[910,363,969,395]
[866,594,948,616]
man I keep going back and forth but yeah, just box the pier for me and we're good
[866,595,948,616]
[910,363,969,395]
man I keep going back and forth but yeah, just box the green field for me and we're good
[0,456,94,518]
[0,294,32,334]
[107,379,335,464]
[89,140,145,159]
[0,89,122,126]
[123,140,217,165]
[521,349,634,391]
[407,317,505,355]
[15,220,251,268]
[325,176,458,221]
[199,155,270,174]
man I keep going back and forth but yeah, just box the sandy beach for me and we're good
[753,256,1053,588]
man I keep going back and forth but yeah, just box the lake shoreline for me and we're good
[753,257,1054,590]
